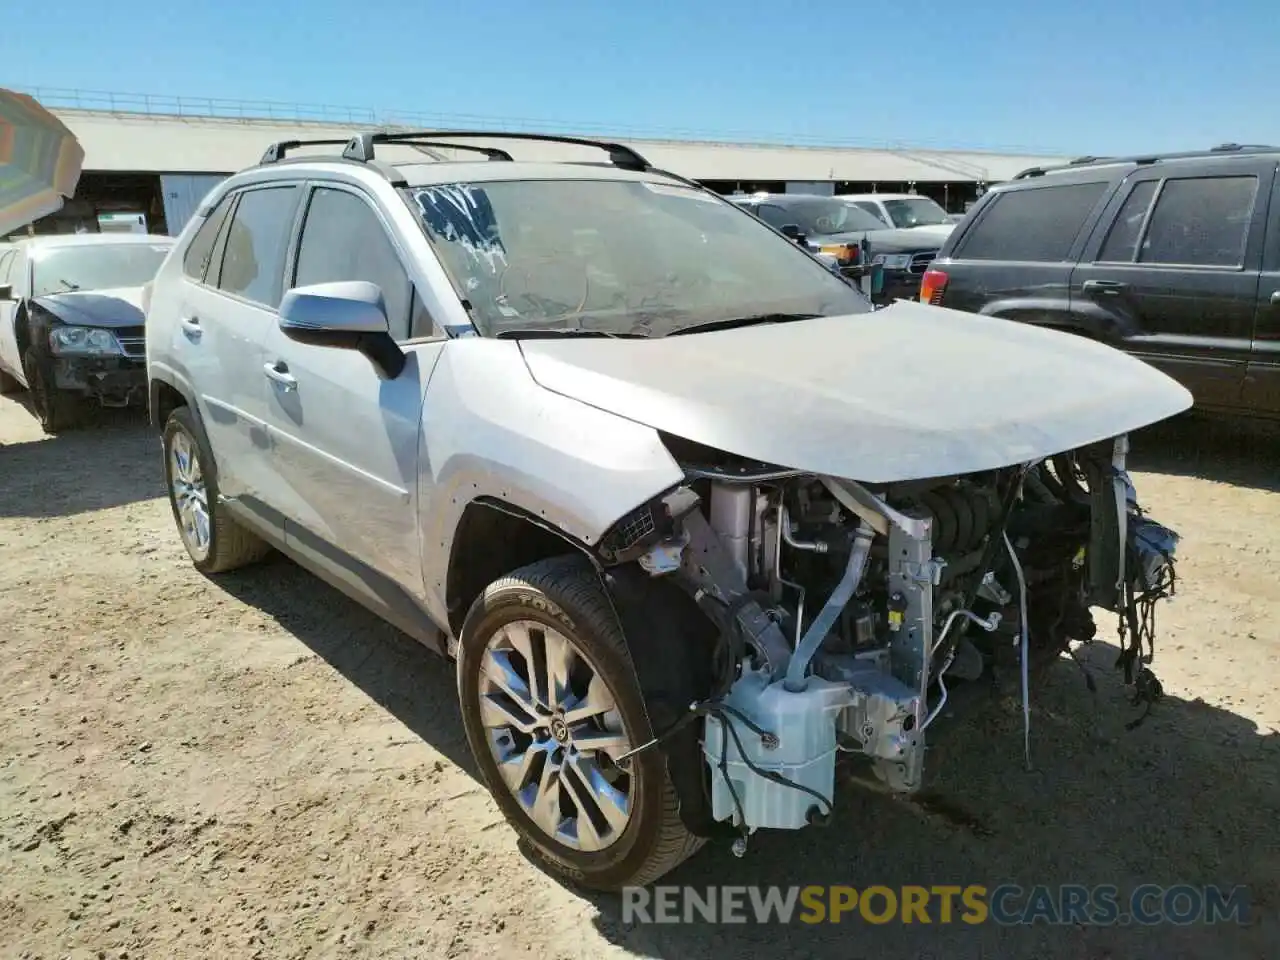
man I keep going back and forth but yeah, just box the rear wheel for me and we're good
[457,555,703,890]
[162,405,271,574]
[22,347,86,433]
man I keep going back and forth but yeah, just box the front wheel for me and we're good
[457,555,703,891]
[162,405,271,574]
[22,347,86,433]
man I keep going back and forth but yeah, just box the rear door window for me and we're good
[1137,176,1258,267]
[1097,180,1159,262]
[955,181,1109,261]
[214,184,302,308]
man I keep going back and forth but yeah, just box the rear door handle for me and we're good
[1082,279,1128,296]
[263,361,297,391]
[1270,290,1280,306]
[179,316,202,338]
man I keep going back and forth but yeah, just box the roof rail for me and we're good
[371,139,514,162]
[341,130,652,171]
[1015,144,1280,180]
[259,138,351,164]
[1210,141,1278,152]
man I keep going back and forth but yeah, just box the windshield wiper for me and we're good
[666,313,820,336]
[494,327,642,340]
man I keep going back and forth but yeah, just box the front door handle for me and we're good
[1082,279,1128,296]
[1270,290,1280,306]
[263,361,297,391]
[179,316,202,339]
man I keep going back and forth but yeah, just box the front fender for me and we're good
[417,338,685,619]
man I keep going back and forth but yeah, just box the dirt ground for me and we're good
[0,392,1276,960]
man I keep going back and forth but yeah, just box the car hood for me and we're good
[816,228,942,254]
[896,223,955,243]
[31,287,146,328]
[517,301,1192,484]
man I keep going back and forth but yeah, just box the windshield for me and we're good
[882,197,950,228]
[31,242,172,298]
[410,179,871,337]
[766,198,888,236]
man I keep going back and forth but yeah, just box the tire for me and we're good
[22,347,87,434]
[162,405,271,574]
[0,366,20,394]
[457,555,703,891]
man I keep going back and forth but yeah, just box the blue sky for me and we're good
[4,0,1273,156]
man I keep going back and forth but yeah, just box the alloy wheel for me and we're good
[169,429,211,561]
[477,619,635,852]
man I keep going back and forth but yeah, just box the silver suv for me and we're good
[145,131,1191,891]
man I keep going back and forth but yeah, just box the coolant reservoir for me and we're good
[703,669,848,831]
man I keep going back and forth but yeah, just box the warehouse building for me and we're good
[21,96,1066,237]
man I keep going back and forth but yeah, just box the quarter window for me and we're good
[215,185,301,308]
[182,194,236,282]
[1138,176,1257,267]
[955,181,1109,262]
[292,187,417,340]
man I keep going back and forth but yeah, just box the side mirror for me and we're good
[0,283,12,301]
[278,280,405,378]
[779,223,806,243]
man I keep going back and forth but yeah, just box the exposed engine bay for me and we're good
[609,434,1179,849]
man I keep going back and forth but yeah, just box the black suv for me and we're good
[923,144,1280,420]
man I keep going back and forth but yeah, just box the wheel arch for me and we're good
[446,496,730,842]
[444,497,596,638]
[149,372,192,431]
[149,373,224,489]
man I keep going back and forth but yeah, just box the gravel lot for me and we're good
[0,391,1276,960]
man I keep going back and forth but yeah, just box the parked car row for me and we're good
[5,144,1279,430]
[728,192,952,302]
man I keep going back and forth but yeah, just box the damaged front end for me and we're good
[598,434,1179,851]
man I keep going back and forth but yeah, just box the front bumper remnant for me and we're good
[53,357,147,407]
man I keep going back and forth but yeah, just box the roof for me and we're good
[51,108,1068,184]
